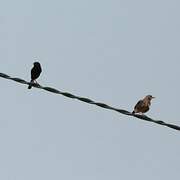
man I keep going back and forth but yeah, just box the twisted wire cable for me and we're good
[0,72,179,131]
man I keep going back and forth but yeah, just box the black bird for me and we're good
[28,62,42,89]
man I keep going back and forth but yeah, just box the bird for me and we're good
[132,95,155,114]
[28,62,42,89]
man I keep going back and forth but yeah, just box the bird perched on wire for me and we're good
[132,95,155,114]
[28,62,42,89]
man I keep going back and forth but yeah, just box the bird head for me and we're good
[33,62,41,66]
[145,95,155,101]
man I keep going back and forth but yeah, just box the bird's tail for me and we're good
[28,80,33,89]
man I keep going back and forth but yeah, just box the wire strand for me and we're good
[0,72,179,131]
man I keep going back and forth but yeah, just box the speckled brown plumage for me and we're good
[132,95,155,114]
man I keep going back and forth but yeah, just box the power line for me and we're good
[0,72,179,131]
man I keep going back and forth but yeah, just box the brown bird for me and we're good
[28,62,42,89]
[132,95,155,114]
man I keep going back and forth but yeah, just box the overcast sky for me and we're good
[0,0,180,179]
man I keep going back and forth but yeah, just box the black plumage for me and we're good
[28,62,42,89]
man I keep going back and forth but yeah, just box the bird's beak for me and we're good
[152,97,155,99]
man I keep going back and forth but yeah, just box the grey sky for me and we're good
[0,0,180,179]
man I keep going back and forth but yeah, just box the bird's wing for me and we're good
[134,100,144,110]
[31,66,41,80]
[31,67,36,80]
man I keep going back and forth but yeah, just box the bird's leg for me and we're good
[35,80,40,85]
[141,113,146,116]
